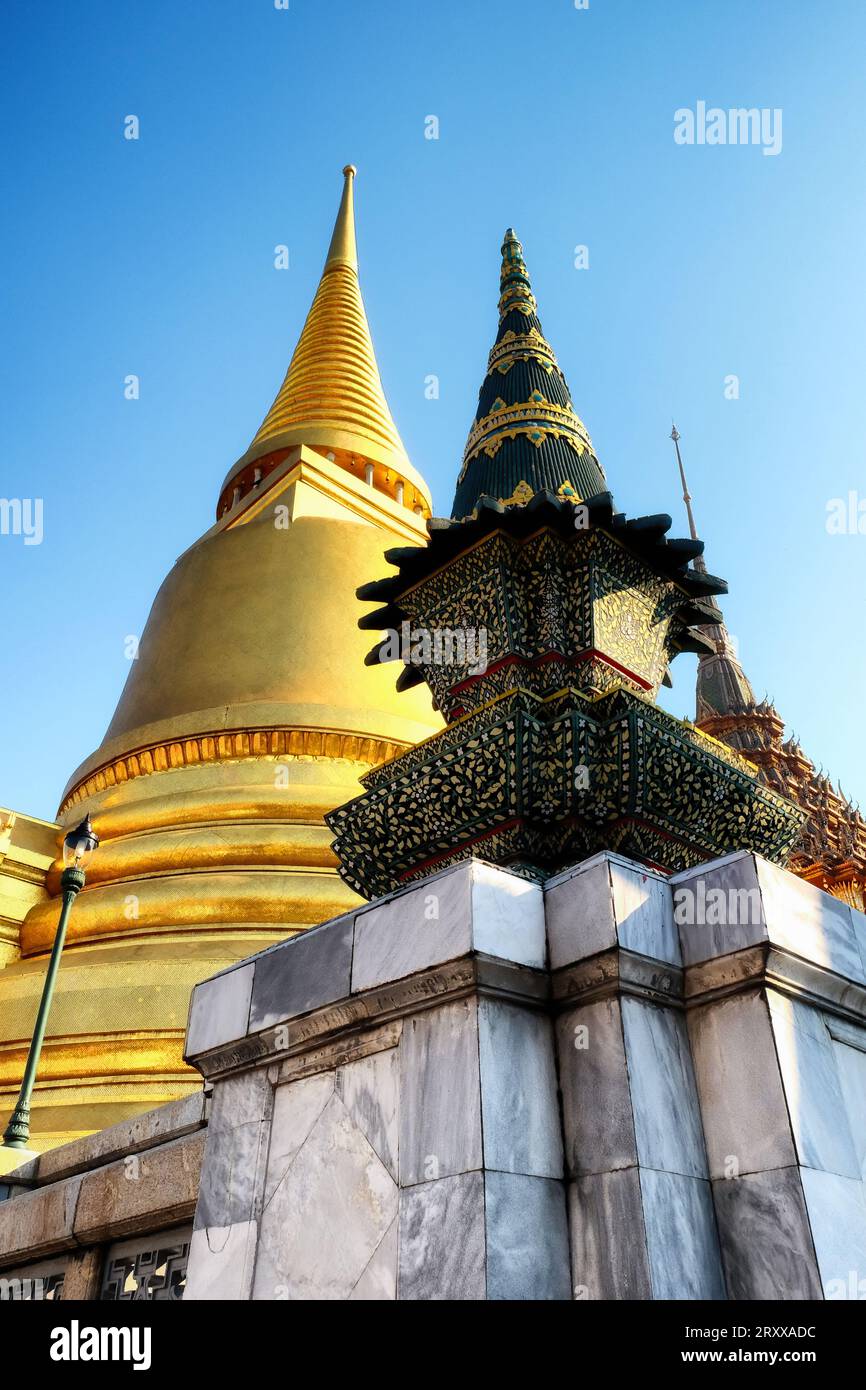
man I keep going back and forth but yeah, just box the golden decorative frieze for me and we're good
[487,329,560,377]
[60,726,405,815]
[462,397,596,466]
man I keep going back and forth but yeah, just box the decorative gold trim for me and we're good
[60,727,407,815]
[500,480,536,506]
[462,398,596,465]
[487,329,560,377]
[498,286,537,318]
[498,480,581,507]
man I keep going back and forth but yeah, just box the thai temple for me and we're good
[0,167,442,1150]
[1,171,865,1304]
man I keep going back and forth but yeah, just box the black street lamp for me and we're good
[1,814,99,1153]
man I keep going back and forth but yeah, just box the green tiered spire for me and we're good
[452,229,607,519]
[325,232,806,902]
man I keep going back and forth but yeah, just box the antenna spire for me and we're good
[670,423,700,547]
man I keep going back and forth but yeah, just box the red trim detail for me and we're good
[447,649,653,698]
[397,813,700,882]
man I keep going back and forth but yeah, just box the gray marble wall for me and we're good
[676,853,866,1300]
[546,854,725,1299]
[184,861,570,1301]
[182,849,866,1301]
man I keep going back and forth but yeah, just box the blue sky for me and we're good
[2,0,864,821]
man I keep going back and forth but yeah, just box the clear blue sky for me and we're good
[2,0,864,821]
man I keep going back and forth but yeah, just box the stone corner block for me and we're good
[671,851,766,966]
[545,850,677,970]
[248,911,354,1034]
[469,860,545,969]
[351,859,545,994]
[754,856,865,984]
[673,851,866,983]
[185,961,255,1061]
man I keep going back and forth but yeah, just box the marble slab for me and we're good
[209,1067,273,1132]
[484,1172,571,1300]
[830,1031,866,1182]
[184,1219,258,1301]
[253,1090,398,1300]
[672,853,766,965]
[470,861,546,968]
[545,856,615,970]
[567,1168,652,1300]
[352,865,472,992]
[352,861,546,994]
[336,1046,399,1183]
[196,1069,274,1228]
[478,999,563,1179]
[398,999,482,1185]
[852,903,866,980]
[556,997,638,1177]
[546,852,677,971]
[756,857,865,984]
[621,997,708,1178]
[348,1216,398,1301]
[766,990,832,1044]
[711,1167,822,1300]
[195,1115,271,1229]
[639,1168,726,1300]
[769,1000,860,1180]
[687,993,797,1178]
[800,1166,866,1296]
[610,859,680,965]
[185,962,254,1058]
[248,914,353,1033]
[675,854,866,985]
[263,1072,334,1205]
[397,1171,486,1300]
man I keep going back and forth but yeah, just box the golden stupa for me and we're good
[0,167,440,1149]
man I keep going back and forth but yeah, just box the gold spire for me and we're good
[223,165,429,510]
[324,164,358,270]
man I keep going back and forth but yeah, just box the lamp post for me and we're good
[1,814,99,1154]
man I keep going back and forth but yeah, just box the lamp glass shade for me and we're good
[62,815,99,870]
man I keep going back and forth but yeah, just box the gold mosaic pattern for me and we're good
[382,528,691,719]
[327,685,805,899]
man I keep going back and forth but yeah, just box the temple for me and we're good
[327,230,803,896]
[1,191,865,1305]
[0,178,860,1167]
[0,168,440,1150]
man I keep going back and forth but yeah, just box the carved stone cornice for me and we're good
[685,941,866,1026]
[189,952,549,1083]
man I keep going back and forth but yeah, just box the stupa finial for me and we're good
[325,164,359,271]
[451,228,606,519]
[218,164,430,518]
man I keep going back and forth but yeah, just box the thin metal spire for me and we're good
[670,423,700,545]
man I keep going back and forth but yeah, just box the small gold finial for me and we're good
[325,164,359,271]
